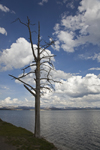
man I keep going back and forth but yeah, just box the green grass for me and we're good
[0,119,57,150]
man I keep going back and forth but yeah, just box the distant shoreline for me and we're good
[0,107,100,111]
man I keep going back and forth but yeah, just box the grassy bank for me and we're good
[0,119,57,150]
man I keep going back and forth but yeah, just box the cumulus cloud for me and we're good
[15,60,72,91]
[15,67,100,107]
[0,37,55,71]
[0,97,35,107]
[1,73,100,107]
[1,97,18,105]
[40,73,100,107]
[4,39,99,108]
[38,0,48,6]
[53,0,100,52]
[59,74,100,98]
[0,27,7,35]
[0,38,35,71]
[50,69,72,80]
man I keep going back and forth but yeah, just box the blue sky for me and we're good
[0,0,100,108]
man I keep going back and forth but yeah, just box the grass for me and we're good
[0,119,57,150]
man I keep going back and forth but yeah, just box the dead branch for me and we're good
[40,48,50,57]
[40,70,52,79]
[48,80,55,91]
[40,86,51,91]
[40,60,54,68]
[40,77,61,84]
[11,18,28,27]
[22,63,36,71]
[40,78,54,90]
[40,63,54,71]
[27,18,37,60]
[40,41,54,55]
[24,84,36,97]
[27,16,36,26]
[9,74,36,93]
[18,71,36,79]
[40,55,55,60]
[47,68,51,79]
[12,17,37,60]
[40,68,48,73]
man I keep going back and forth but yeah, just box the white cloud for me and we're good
[0,27,7,36]
[53,0,100,52]
[14,63,100,108]
[51,69,72,80]
[0,96,35,107]
[57,31,75,52]
[1,97,18,105]
[4,39,100,108]
[1,73,100,107]
[0,38,34,71]
[93,53,100,62]
[79,53,100,62]
[38,0,48,6]
[40,73,100,107]
[0,4,10,12]
[0,4,15,14]
[89,68,100,71]
[0,37,55,71]
[15,60,72,89]
[60,74,100,98]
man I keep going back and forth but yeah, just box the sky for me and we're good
[0,0,100,108]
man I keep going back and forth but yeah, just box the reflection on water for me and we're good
[0,110,100,150]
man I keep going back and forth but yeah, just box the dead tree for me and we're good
[9,17,60,138]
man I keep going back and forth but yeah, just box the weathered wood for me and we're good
[34,22,41,137]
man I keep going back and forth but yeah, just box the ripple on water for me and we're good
[0,110,100,150]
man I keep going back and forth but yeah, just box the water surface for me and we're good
[0,110,100,150]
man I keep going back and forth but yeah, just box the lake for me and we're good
[0,110,100,150]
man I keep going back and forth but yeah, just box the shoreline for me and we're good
[0,118,57,150]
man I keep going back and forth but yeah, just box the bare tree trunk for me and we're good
[9,18,61,138]
[34,60,40,138]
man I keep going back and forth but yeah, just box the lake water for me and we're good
[0,110,100,150]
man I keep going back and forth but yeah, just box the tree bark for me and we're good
[34,60,40,138]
